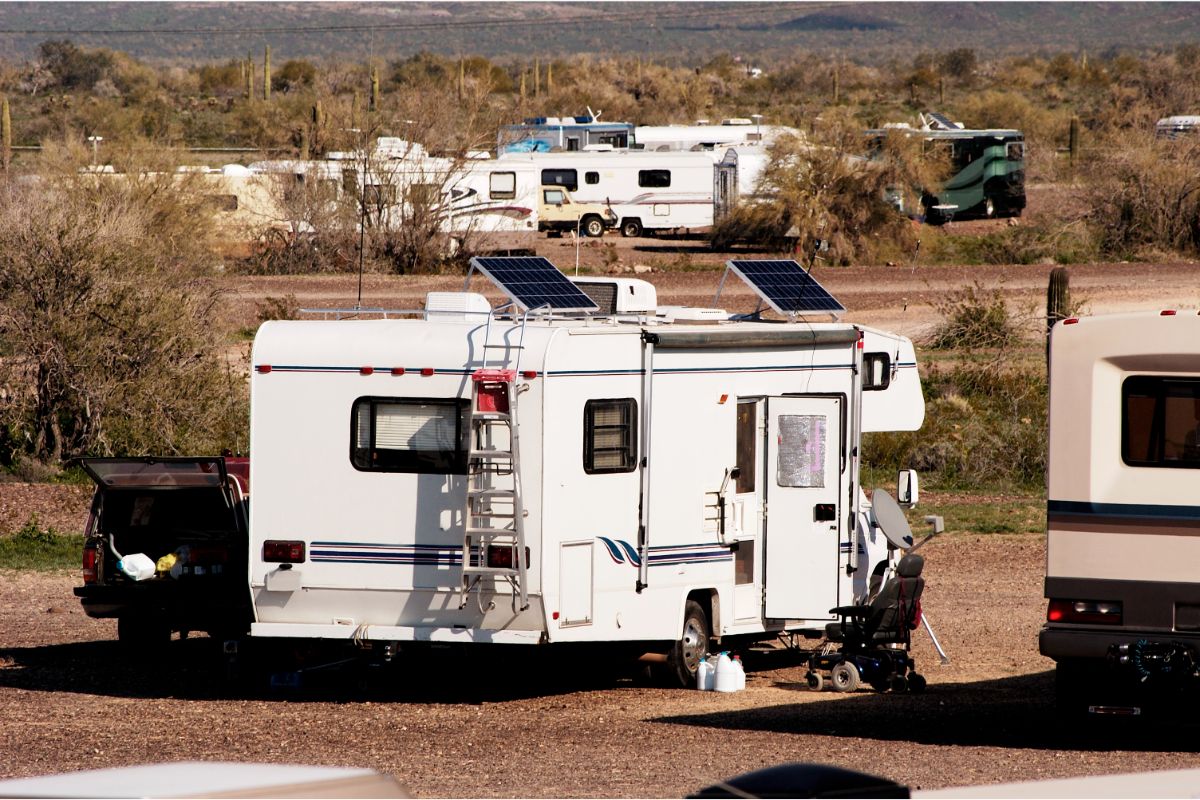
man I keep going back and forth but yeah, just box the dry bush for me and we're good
[0,144,245,466]
[1084,131,1200,259]
[711,118,938,264]
[927,281,1023,350]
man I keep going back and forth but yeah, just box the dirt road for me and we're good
[4,530,1200,797]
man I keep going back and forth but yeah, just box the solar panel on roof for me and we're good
[469,256,599,313]
[726,259,845,317]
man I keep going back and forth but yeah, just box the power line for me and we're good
[0,4,814,37]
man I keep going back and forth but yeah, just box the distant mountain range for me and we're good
[0,2,1194,64]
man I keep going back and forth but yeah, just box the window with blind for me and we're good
[351,397,469,474]
[584,398,638,474]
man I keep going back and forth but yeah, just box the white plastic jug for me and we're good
[733,654,746,690]
[714,651,737,692]
[696,656,715,691]
[117,553,156,582]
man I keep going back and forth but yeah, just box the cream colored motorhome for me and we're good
[1042,310,1200,712]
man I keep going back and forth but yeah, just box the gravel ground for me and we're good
[4,533,1200,797]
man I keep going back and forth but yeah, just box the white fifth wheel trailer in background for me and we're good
[1042,310,1200,713]
[246,259,925,685]
[498,150,719,237]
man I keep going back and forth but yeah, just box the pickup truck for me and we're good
[539,185,616,237]
[73,457,252,649]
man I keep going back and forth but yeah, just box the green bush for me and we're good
[0,516,83,571]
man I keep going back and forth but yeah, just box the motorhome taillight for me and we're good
[1161,309,1178,316]
[82,542,98,584]
[1047,599,1122,625]
[487,545,529,570]
[476,385,510,414]
[263,540,306,563]
[1062,318,1079,325]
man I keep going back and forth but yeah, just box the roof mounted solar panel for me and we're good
[467,256,599,313]
[724,259,845,318]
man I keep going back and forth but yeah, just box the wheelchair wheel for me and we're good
[806,671,824,692]
[890,675,908,693]
[830,662,860,693]
[908,673,927,694]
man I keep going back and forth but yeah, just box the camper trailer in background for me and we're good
[634,119,798,151]
[1156,115,1200,139]
[1042,311,1200,714]
[499,149,723,236]
[244,259,926,686]
[498,115,635,154]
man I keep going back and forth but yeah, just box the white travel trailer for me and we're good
[1042,310,1200,712]
[246,258,925,685]
[498,150,719,236]
[634,120,799,151]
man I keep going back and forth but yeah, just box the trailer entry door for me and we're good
[764,396,843,620]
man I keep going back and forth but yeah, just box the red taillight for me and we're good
[1047,598,1122,625]
[487,545,529,570]
[263,540,306,563]
[1161,309,1177,316]
[476,385,510,413]
[1062,318,1079,325]
[82,543,98,584]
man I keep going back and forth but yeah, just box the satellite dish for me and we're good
[871,489,914,550]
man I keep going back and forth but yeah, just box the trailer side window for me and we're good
[776,415,826,487]
[585,171,599,185]
[351,397,469,474]
[541,168,578,192]
[489,171,516,200]
[1006,141,1024,161]
[638,169,671,188]
[584,398,638,474]
[735,401,757,493]
[863,353,892,391]
[1123,377,1200,468]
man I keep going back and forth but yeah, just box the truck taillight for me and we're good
[263,540,306,563]
[487,545,529,570]
[1047,599,1122,625]
[82,542,98,584]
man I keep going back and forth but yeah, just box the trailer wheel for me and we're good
[582,215,606,238]
[621,219,643,238]
[830,661,861,693]
[665,600,710,688]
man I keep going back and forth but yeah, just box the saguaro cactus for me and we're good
[371,65,380,112]
[546,62,554,93]
[246,57,255,100]
[263,45,272,101]
[1046,266,1071,361]
[1068,116,1079,167]
[2,96,11,175]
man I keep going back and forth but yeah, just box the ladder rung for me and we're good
[469,450,514,459]
[469,488,516,498]
[465,527,517,537]
[462,566,520,577]
[472,412,511,421]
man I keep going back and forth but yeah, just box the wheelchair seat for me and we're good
[825,553,924,646]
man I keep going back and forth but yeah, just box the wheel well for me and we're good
[687,589,719,640]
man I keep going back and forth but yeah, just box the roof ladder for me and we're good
[459,368,529,613]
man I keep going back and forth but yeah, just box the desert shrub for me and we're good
[864,354,1047,491]
[0,516,82,570]
[0,143,246,466]
[927,281,1022,350]
[924,216,1099,266]
[1084,131,1200,259]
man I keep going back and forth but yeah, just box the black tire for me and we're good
[806,671,824,691]
[117,614,171,652]
[621,219,643,238]
[582,215,606,238]
[665,599,710,688]
[830,661,861,693]
[908,672,927,694]
[890,675,909,693]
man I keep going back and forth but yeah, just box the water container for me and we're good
[117,553,156,582]
[733,655,746,690]
[714,651,737,692]
[696,656,715,691]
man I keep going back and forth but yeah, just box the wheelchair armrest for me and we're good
[829,605,870,618]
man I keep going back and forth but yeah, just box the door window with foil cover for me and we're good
[1123,376,1200,467]
[351,397,468,474]
[776,414,827,487]
[584,398,638,474]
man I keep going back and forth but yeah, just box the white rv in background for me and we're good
[245,263,925,686]
[634,120,799,151]
[1042,310,1200,713]
[499,150,719,236]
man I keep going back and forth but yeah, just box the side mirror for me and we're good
[729,466,741,480]
[897,469,919,508]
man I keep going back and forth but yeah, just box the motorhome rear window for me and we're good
[489,171,516,200]
[1122,376,1200,468]
[638,170,671,188]
[351,397,469,474]
[584,398,638,474]
[541,169,578,192]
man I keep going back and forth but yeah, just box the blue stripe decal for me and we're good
[598,537,626,564]
[1048,500,1200,521]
